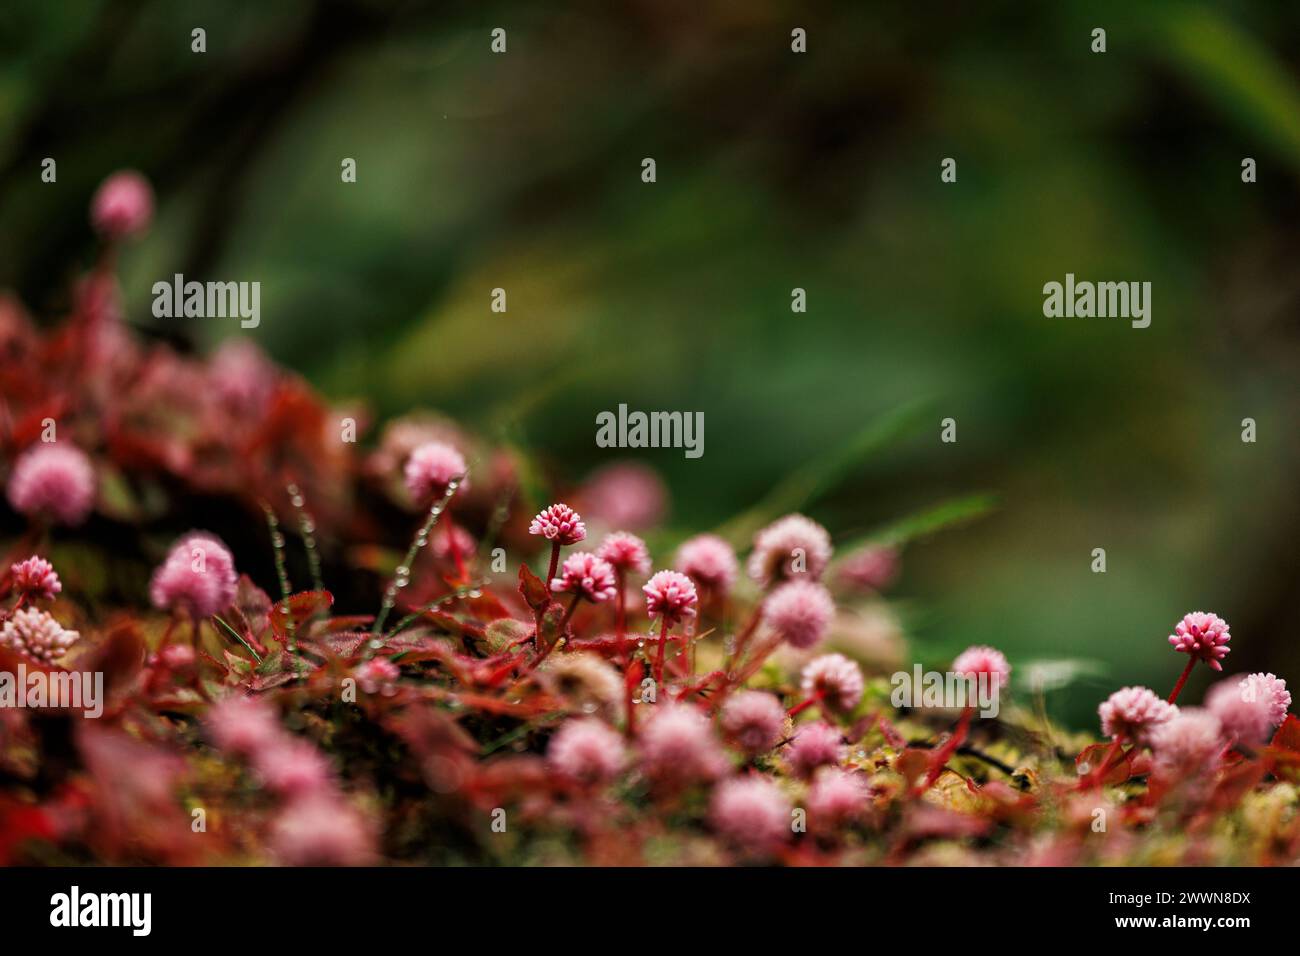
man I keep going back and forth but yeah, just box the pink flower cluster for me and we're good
[642,570,698,628]
[1168,612,1231,671]
[10,556,61,600]
[675,534,739,594]
[551,552,618,603]
[149,531,239,619]
[748,514,833,586]
[0,607,80,663]
[403,441,467,504]
[529,503,587,545]
[6,444,97,526]
[764,579,834,649]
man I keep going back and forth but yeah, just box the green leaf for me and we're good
[835,492,997,552]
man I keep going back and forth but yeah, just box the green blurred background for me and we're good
[1,0,1298,725]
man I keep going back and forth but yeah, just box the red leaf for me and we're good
[269,590,334,640]
[518,564,550,612]
[1271,714,1300,753]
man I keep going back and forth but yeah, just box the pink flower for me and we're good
[595,531,651,575]
[763,580,834,649]
[431,524,476,562]
[403,441,467,504]
[747,514,832,586]
[784,721,845,779]
[529,503,587,545]
[354,658,401,695]
[209,338,278,414]
[720,691,786,755]
[91,170,154,239]
[639,703,729,784]
[157,644,196,671]
[10,555,61,600]
[6,444,96,526]
[1098,686,1178,745]
[253,738,334,797]
[577,461,667,531]
[710,776,791,851]
[837,545,899,591]
[801,653,865,714]
[206,696,281,756]
[551,552,618,603]
[1206,674,1288,745]
[952,645,1011,691]
[1168,612,1231,671]
[149,531,239,618]
[0,607,79,663]
[1149,708,1224,775]
[547,719,626,785]
[642,570,698,628]
[270,796,374,866]
[1240,672,1291,727]
[675,534,739,594]
[806,767,869,828]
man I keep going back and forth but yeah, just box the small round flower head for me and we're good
[639,703,730,784]
[403,441,467,504]
[595,531,651,575]
[1168,611,1231,671]
[10,556,61,600]
[1098,686,1177,745]
[720,690,786,756]
[431,524,476,562]
[547,719,626,785]
[91,170,154,239]
[1149,708,1224,776]
[837,545,899,591]
[529,503,586,546]
[1240,673,1291,727]
[952,645,1012,691]
[354,658,401,696]
[642,570,698,628]
[710,776,792,852]
[763,580,834,649]
[0,607,80,663]
[578,461,667,531]
[801,653,865,714]
[270,796,374,866]
[540,652,624,715]
[149,531,239,618]
[206,696,281,756]
[806,767,869,829]
[551,551,618,603]
[6,444,97,526]
[675,534,739,595]
[157,643,196,672]
[747,514,833,586]
[784,721,846,779]
[253,738,334,797]
[1205,674,1287,745]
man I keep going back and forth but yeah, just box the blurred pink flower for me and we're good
[403,441,467,504]
[91,170,153,239]
[6,444,96,526]
[710,776,791,851]
[270,796,374,866]
[807,768,869,829]
[639,703,729,784]
[149,531,239,618]
[675,534,739,595]
[720,690,785,756]
[747,514,832,586]
[763,580,834,649]
[1206,674,1287,745]
[206,696,281,756]
[1149,708,1224,776]
[254,738,334,797]
[784,721,845,779]
[547,719,626,785]
[837,545,899,591]
[1098,686,1177,745]
[578,461,667,531]
[354,658,401,695]
[595,531,651,575]
[952,645,1011,691]
[801,653,864,714]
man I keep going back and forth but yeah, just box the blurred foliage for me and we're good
[1,0,1298,726]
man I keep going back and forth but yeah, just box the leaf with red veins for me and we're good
[518,564,550,612]
[269,589,333,641]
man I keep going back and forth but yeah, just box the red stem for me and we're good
[545,542,561,595]
[653,616,671,686]
[1168,657,1196,705]
[787,690,824,718]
